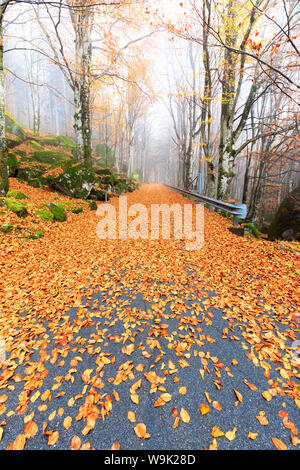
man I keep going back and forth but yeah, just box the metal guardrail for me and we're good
[165,184,247,226]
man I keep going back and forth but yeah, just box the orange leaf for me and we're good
[64,416,72,430]
[134,423,150,439]
[272,438,288,450]
[200,404,210,415]
[48,431,59,446]
[24,420,38,439]
[70,435,81,450]
[180,408,190,423]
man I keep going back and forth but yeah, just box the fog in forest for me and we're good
[1,0,299,225]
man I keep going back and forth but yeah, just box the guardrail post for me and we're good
[233,216,239,226]
[209,205,215,212]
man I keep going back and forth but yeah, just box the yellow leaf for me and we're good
[225,427,237,441]
[128,411,136,423]
[64,416,72,430]
[180,408,190,423]
[130,394,139,404]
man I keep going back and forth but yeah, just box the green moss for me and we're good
[28,177,45,188]
[15,150,27,159]
[46,162,95,199]
[243,223,260,239]
[7,153,19,177]
[30,140,43,151]
[5,110,26,140]
[0,222,13,233]
[17,167,44,182]
[32,150,67,164]
[7,190,28,200]
[47,203,67,222]
[88,200,97,211]
[6,134,22,149]
[95,167,113,176]
[5,199,28,218]
[68,205,83,214]
[57,135,76,149]
[35,209,54,222]
[90,188,106,201]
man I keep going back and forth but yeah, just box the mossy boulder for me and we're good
[28,177,46,189]
[35,209,54,222]
[243,223,260,239]
[32,150,67,165]
[90,187,106,201]
[5,199,28,218]
[7,153,19,177]
[30,140,43,151]
[68,205,83,214]
[46,162,95,199]
[17,167,44,182]
[57,135,76,150]
[268,186,300,241]
[6,133,22,149]
[47,203,67,222]
[88,200,97,211]
[5,110,26,140]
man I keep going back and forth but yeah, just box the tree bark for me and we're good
[0,13,8,196]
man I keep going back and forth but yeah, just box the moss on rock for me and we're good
[46,162,95,199]
[7,153,19,177]
[5,110,26,140]
[268,186,300,241]
[5,198,28,218]
[7,190,28,200]
[0,222,13,233]
[35,209,54,222]
[47,203,67,222]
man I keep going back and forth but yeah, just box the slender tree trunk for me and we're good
[73,36,92,165]
[0,14,8,196]
[247,159,266,222]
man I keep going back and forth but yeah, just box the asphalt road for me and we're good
[0,278,299,451]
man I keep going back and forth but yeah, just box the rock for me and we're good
[268,186,300,241]
[47,203,67,222]
[46,162,95,199]
[33,150,67,164]
[35,209,54,222]
[282,229,294,241]
[7,154,19,177]
[0,222,13,234]
[88,200,97,211]
[5,199,28,218]
[5,110,26,140]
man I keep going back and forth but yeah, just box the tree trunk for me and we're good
[247,160,266,222]
[0,16,8,196]
[72,7,92,166]
[73,78,92,165]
